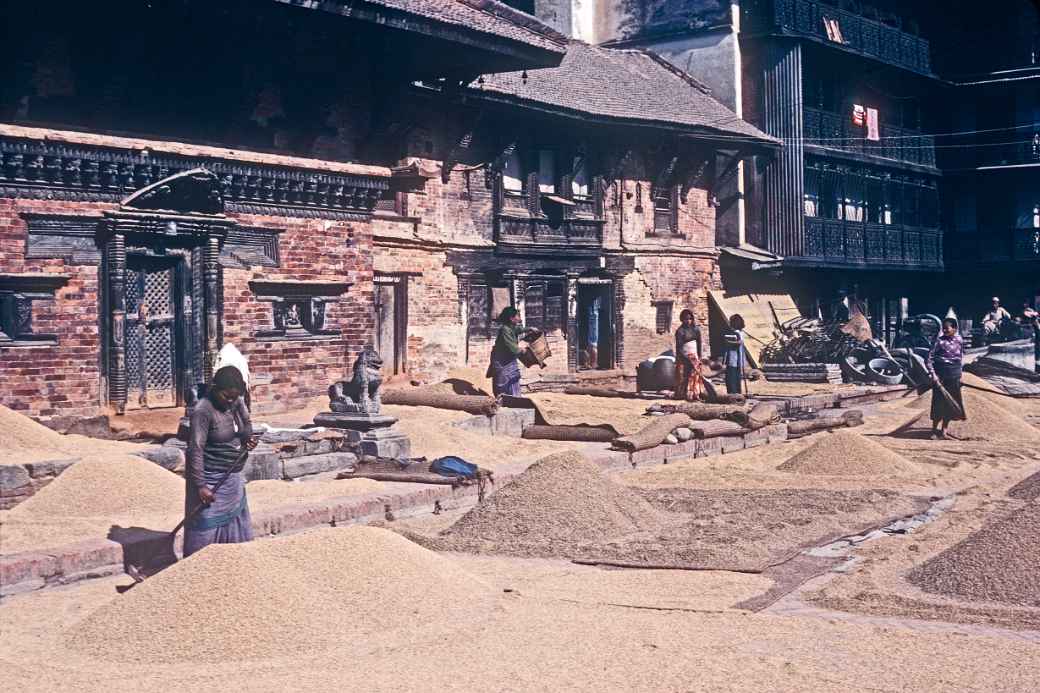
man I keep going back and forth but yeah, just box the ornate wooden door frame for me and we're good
[100,169,236,413]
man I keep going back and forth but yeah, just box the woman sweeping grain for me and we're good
[184,366,259,556]
[927,318,967,439]
[487,307,537,398]
[674,309,705,401]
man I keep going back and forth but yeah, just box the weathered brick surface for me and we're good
[0,199,112,419]
[0,199,377,418]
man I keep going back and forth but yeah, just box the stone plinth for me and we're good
[312,412,411,460]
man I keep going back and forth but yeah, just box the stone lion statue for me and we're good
[329,345,383,414]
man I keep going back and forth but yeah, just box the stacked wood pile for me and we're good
[762,363,842,384]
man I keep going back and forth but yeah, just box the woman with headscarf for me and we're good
[184,366,259,557]
[674,309,705,401]
[926,317,967,439]
[487,306,537,398]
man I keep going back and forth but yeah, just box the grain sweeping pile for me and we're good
[64,526,492,663]
[917,390,1040,441]
[960,372,1033,418]
[0,456,183,555]
[525,393,652,435]
[909,503,1040,607]
[433,451,672,558]
[777,430,916,476]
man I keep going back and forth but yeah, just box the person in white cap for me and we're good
[213,343,251,408]
[981,297,1011,338]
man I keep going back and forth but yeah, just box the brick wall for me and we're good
[0,198,112,419]
[0,199,377,419]
[221,213,374,415]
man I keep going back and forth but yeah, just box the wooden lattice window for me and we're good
[654,300,674,334]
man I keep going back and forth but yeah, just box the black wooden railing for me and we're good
[945,228,1040,264]
[804,217,942,267]
[803,107,936,167]
[771,0,932,74]
[495,215,603,254]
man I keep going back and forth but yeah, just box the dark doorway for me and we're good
[577,281,614,370]
[374,275,408,375]
[125,255,184,409]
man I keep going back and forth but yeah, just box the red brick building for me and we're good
[371,42,778,382]
[0,0,565,418]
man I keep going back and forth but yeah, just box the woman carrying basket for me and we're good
[487,307,539,398]
[926,317,967,439]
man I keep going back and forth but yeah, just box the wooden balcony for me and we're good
[494,214,604,256]
[946,228,1040,265]
[798,217,943,269]
[770,0,932,75]
[803,107,936,169]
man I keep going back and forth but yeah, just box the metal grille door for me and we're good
[125,257,178,408]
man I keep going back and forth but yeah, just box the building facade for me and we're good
[370,41,777,382]
[556,0,1037,340]
[0,0,566,419]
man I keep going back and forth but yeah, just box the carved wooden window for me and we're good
[502,151,524,194]
[467,282,512,339]
[655,301,674,335]
[523,279,566,334]
[653,185,680,234]
[250,280,349,341]
[571,157,590,199]
[0,275,67,346]
[537,150,556,194]
[467,284,491,338]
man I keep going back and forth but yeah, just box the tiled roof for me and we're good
[472,41,779,144]
[333,0,567,56]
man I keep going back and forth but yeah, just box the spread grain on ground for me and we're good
[64,526,493,663]
[908,390,1040,441]
[247,478,385,513]
[420,450,922,572]
[909,503,1040,607]
[777,430,916,476]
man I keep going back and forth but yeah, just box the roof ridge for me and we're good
[455,0,569,46]
[637,50,714,96]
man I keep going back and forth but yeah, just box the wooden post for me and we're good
[106,232,128,414]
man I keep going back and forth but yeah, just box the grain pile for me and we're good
[1007,469,1040,501]
[422,450,922,571]
[943,391,1040,441]
[777,431,916,476]
[434,451,671,557]
[909,504,1040,607]
[65,526,492,663]
[0,403,147,464]
[961,372,1032,418]
[1,456,183,554]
